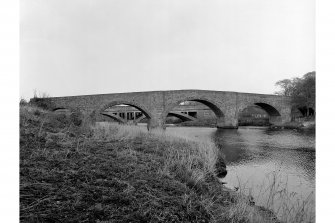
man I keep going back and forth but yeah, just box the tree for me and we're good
[275,71,315,116]
[275,79,294,96]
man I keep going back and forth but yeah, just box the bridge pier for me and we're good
[147,118,165,131]
[269,116,282,125]
[216,117,238,129]
[268,108,292,126]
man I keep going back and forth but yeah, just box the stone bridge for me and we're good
[39,90,292,130]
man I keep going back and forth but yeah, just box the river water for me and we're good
[164,126,315,220]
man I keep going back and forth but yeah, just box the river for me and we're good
[164,126,315,221]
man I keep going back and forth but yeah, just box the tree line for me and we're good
[275,71,315,117]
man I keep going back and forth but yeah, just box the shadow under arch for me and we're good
[238,102,281,126]
[297,107,315,117]
[162,97,225,126]
[254,103,281,116]
[98,100,153,122]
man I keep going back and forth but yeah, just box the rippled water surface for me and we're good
[165,126,315,218]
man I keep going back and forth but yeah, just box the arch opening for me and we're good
[254,103,281,116]
[291,106,315,122]
[298,107,315,117]
[166,111,197,123]
[99,102,151,126]
[238,105,270,126]
[164,99,224,127]
[238,103,282,126]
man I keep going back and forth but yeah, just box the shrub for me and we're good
[29,97,55,110]
[29,90,55,110]
[69,109,84,126]
[20,98,28,106]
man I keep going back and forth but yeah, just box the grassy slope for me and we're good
[20,105,278,223]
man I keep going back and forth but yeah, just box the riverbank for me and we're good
[20,105,280,222]
[270,120,315,130]
[175,119,217,128]
[177,119,315,131]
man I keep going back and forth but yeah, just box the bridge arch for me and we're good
[238,102,282,125]
[290,106,315,121]
[297,107,315,117]
[98,100,153,124]
[253,103,281,116]
[162,97,225,127]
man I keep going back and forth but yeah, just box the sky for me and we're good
[20,0,315,99]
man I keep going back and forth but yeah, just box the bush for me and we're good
[20,98,28,106]
[29,90,55,110]
[69,109,84,126]
[29,97,55,110]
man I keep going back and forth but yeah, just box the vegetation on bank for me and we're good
[275,71,315,117]
[20,104,283,223]
[176,119,217,128]
[270,121,315,130]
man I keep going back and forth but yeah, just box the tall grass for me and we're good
[92,122,218,181]
[92,122,147,140]
[231,171,315,223]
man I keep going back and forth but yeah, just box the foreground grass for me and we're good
[20,105,279,222]
[231,171,315,223]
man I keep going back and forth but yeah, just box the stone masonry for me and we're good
[40,90,292,130]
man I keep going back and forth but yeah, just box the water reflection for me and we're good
[211,127,315,186]
[212,129,251,164]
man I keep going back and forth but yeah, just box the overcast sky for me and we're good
[20,0,314,99]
